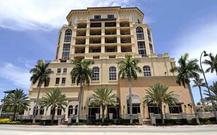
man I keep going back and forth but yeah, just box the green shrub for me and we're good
[0,118,11,123]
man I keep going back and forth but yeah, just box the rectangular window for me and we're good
[127,104,140,114]
[57,68,61,74]
[107,14,114,19]
[63,68,67,74]
[57,108,62,115]
[148,105,161,114]
[55,78,60,85]
[109,67,116,80]
[147,29,152,41]
[62,44,70,59]
[62,78,66,85]
[169,104,183,113]
[94,15,101,19]
[137,41,147,57]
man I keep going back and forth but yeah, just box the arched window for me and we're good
[109,66,116,80]
[39,107,44,115]
[57,107,62,115]
[50,107,55,115]
[92,67,99,80]
[64,29,72,42]
[68,105,73,117]
[136,27,144,40]
[143,66,151,76]
[33,106,39,116]
[75,105,78,115]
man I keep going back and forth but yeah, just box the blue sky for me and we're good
[0,0,217,102]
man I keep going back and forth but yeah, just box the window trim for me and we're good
[109,66,117,80]
[64,29,72,42]
[107,14,115,19]
[143,66,151,76]
[61,77,66,85]
[136,27,144,40]
[55,77,60,85]
[94,15,101,19]
[92,67,100,81]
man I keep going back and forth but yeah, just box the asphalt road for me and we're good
[0,125,217,135]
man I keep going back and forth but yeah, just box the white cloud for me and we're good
[171,17,217,84]
[0,63,31,89]
[0,0,130,30]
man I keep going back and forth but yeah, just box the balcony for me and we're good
[90,17,116,21]
[120,29,130,35]
[105,28,116,35]
[121,46,132,52]
[105,22,116,27]
[75,47,85,54]
[77,23,87,29]
[89,46,101,53]
[105,37,117,44]
[90,23,101,28]
[75,38,86,45]
[121,37,131,44]
[90,29,101,36]
[89,37,101,44]
[105,46,117,52]
[120,21,130,27]
[76,29,86,36]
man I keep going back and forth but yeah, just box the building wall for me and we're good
[26,7,193,122]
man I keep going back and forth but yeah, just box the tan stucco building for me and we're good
[24,7,194,123]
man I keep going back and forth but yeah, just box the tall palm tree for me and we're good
[203,53,217,75]
[3,89,29,121]
[144,83,178,124]
[91,88,116,123]
[70,59,93,123]
[170,53,201,124]
[30,60,53,123]
[40,88,67,125]
[192,77,206,107]
[118,55,141,124]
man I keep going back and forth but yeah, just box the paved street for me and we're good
[0,125,217,135]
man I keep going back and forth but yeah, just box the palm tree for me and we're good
[70,59,93,123]
[91,88,116,123]
[3,89,28,121]
[118,55,141,124]
[170,53,201,124]
[30,60,53,123]
[203,53,217,75]
[144,83,178,124]
[192,77,206,107]
[40,88,67,125]
[205,81,217,109]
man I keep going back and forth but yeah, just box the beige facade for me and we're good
[25,7,194,123]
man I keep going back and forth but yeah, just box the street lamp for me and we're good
[199,51,211,96]
[200,51,217,121]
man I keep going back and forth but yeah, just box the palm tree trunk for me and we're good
[12,106,17,121]
[102,105,105,123]
[33,86,41,124]
[77,80,83,123]
[160,104,164,125]
[187,82,200,124]
[198,86,205,108]
[128,78,133,124]
[51,107,55,125]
